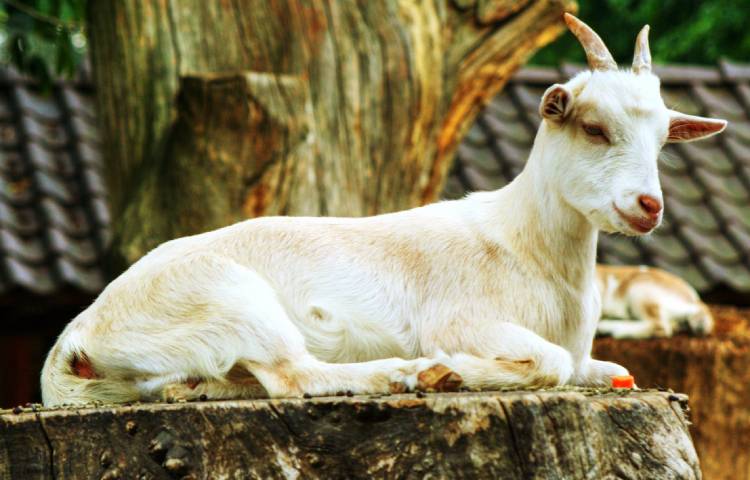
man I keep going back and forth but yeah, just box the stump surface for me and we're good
[1,390,699,479]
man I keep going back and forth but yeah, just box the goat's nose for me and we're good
[638,194,662,217]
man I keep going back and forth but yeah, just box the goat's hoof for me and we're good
[389,381,408,394]
[417,364,463,392]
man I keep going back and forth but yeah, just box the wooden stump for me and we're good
[1,390,699,479]
[594,306,750,480]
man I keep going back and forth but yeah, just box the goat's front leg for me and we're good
[425,322,576,390]
[572,357,630,387]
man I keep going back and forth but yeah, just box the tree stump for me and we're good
[1,390,699,479]
[594,306,750,480]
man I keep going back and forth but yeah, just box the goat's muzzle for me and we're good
[613,203,660,233]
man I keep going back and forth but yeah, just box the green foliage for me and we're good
[532,0,750,66]
[0,0,86,85]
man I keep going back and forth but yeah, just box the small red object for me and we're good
[611,375,635,389]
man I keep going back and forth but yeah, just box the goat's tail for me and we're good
[41,340,139,407]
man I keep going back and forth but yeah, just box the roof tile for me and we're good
[652,259,711,292]
[725,136,750,162]
[0,228,45,262]
[695,167,750,203]
[700,256,750,290]
[61,86,96,119]
[641,232,691,263]
[720,61,750,81]
[34,170,81,204]
[661,173,704,204]
[14,87,62,121]
[70,116,99,143]
[510,84,546,112]
[56,257,104,293]
[77,141,101,167]
[463,123,489,147]
[680,224,740,263]
[680,142,736,176]
[711,196,750,230]
[27,143,76,177]
[4,256,55,294]
[661,87,703,116]
[0,203,40,235]
[91,198,110,226]
[481,114,533,144]
[40,198,92,236]
[655,65,721,83]
[733,83,750,112]
[597,236,644,263]
[485,95,521,121]
[692,85,746,119]
[21,115,68,148]
[48,228,99,264]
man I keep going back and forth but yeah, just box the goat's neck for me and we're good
[481,142,598,288]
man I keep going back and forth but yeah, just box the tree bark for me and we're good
[0,390,700,479]
[593,306,750,480]
[86,0,575,270]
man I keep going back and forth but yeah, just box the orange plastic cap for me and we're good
[611,375,635,389]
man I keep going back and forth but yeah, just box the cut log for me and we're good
[1,390,699,479]
[593,306,750,480]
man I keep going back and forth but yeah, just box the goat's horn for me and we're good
[563,13,617,72]
[632,25,652,74]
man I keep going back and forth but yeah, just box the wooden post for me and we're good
[1,390,700,479]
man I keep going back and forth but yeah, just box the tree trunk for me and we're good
[0,390,700,479]
[593,306,750,480]
[86,0,575,270]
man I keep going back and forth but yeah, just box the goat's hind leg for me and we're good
[173,257,461,398]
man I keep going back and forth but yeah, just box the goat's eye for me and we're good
[582,124,605,137]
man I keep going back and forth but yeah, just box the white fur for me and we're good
[41,18,727,406]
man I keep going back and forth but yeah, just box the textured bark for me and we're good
[86,0,576,270]
[593,306,750,480]
[0,390,699,479]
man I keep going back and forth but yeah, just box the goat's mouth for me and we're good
[613,203,659,234]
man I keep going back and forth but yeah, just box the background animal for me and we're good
[596,264,714,339]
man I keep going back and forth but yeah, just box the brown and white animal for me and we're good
[596,264,714,339]
[41,14,727,406]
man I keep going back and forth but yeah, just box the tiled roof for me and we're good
[446,62,750,295]
[0,68,108,298]
[2,63,749,302]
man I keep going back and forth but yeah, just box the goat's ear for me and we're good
[667,110,728,143]
[540,84,572,123]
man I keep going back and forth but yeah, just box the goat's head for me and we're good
[537,13,727,236]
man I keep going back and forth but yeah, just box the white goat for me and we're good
[41,14,727,406]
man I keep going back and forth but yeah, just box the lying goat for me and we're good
[596,265,714,339]
[42,14,727,406]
